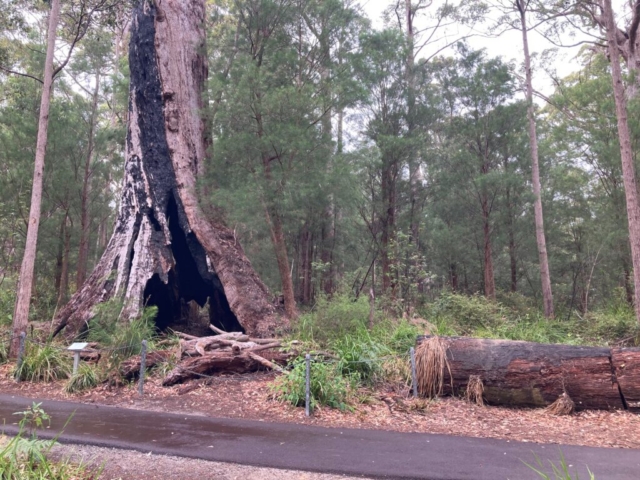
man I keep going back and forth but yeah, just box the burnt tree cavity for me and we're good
[53,0,280,339]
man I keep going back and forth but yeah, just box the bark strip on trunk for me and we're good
[53,0,283,340]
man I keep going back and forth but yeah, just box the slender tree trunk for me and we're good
[505,175,517,293]
[450,263,458,292]
[77,72,101,289]
[481,196,496,299]
[603,0,640,324]
[381,162,397,296]
[509,230,517,293]
[262,202,297,319]
[517,3,554,318]
[54,214,65,294]
[54,0,281,339]
[10,0,61,356]
[254,93,298,319]
[57,214,71,307]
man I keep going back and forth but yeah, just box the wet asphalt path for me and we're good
[0,394,638,479]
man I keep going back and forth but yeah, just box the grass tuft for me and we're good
[64,363,99,394]
[271,357,352,411]
[15,343,70,382]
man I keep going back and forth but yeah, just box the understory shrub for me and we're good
[295,293,372,344]
[14,343,70,382]
[271,357,352,411]
[331,330,391,384]
[87,301,158,373]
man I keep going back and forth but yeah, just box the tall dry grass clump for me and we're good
[545,391,575,416]
[415,336,451,399]
[465,374,484,406]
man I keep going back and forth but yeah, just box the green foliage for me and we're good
[109,308,158,358]
[271,357,352,411]
[87,300,157,370]
[15,343,70,383]
[580,289,639,345]
[0,278,14,327]
[0,404,97,479]
[524,452,595,480]
[64,363,99,394]
[295,294,373,344]
[0,334,7,365]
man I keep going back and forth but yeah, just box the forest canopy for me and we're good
[1,0,640,342]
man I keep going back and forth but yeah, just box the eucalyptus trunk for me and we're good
[602,0,640,325]
[517,1,554,318]
[10,0,61,356]
[54,0,282,339]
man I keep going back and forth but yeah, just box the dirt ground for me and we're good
[1,364,639,450]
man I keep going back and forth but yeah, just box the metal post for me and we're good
[15,332,26,382]
[138,340,147,395]
[305,353,311,417]
[410,347,418,398]
[72,352,80,375]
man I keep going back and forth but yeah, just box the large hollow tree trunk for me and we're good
[53,0,283,340]
[10,0,61,357]
[517,2,554,318]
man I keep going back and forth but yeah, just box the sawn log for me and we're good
[417,336,625,410]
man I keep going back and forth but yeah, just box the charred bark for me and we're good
[53,0,283,340]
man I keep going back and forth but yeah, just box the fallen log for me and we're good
[162,350,290,386]
[612,347,640,411]
[416,336,624,410]
[120,350,175,380]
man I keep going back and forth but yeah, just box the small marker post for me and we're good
[139,340,147,395]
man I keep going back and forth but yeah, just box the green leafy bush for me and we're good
[15,343,70,382]
[87,301,157,374]
[0,335,7,365]
[331,330,391,383]
[64,363,99,394]
[581,290,638,345]
[271,357,352,411]
[295,293,372,344]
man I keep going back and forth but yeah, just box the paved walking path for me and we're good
[0,394,637,479]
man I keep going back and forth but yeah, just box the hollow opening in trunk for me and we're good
[142,196,243,334]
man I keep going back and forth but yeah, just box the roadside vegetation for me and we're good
[0,285,637,413]
[271,288,639,411]
[0,402,99,479]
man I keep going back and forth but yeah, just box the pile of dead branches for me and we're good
[160,325,293,386]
